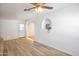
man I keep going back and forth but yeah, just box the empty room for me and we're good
[0,3,79,56]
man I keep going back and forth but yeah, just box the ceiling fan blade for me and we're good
[24,7,36,11]
[42,6,53,9]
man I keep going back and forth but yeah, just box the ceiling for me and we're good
[0,3,78,20]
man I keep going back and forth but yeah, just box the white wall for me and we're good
[35,4,79,56]
[0,20,25,40]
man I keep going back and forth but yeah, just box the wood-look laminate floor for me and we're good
[0,37,71,56]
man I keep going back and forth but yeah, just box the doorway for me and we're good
[25,21,35,41]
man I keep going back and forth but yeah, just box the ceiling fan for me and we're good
[24,3,53,11]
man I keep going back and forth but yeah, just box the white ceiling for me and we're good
[0,3,78,20]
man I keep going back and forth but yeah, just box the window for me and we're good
[19,24,24,30]
[19,24,25,37]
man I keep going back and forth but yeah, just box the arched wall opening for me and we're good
[25,20,35,41]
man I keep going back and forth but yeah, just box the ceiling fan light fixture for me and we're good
[35,7,43,13]
[24,3,53,13]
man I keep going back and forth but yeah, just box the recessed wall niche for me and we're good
[42,18,52,32]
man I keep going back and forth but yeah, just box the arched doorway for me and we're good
[25,21,35,41]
